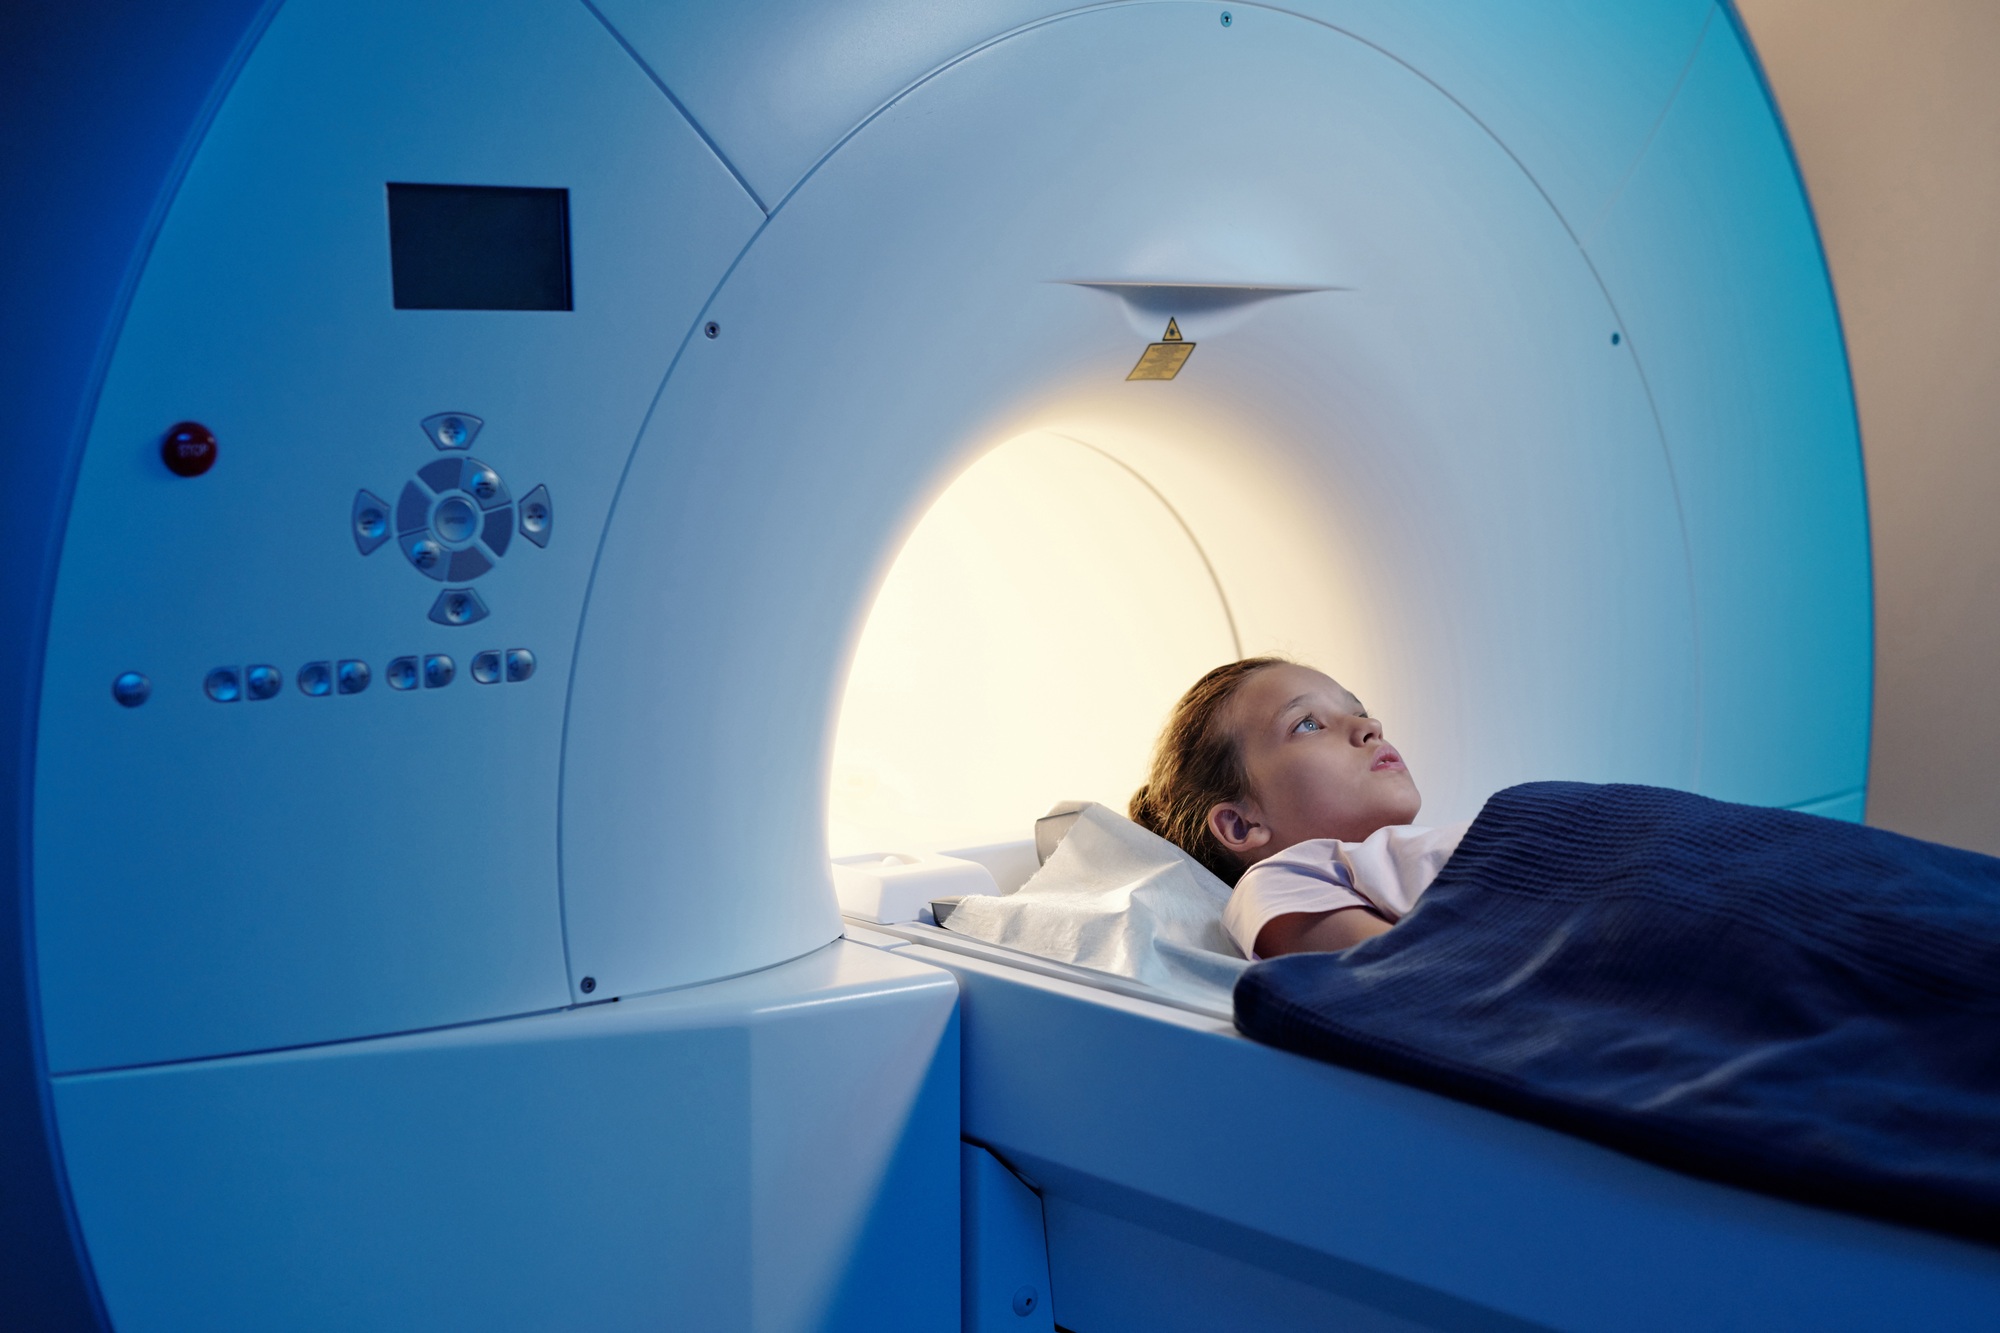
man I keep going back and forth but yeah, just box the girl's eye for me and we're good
[1293,716,1322,734]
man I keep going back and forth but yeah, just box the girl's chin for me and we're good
[1374,774,1423,819]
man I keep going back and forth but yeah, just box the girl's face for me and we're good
[1206,663,1423,863]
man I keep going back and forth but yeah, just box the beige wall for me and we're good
[1734,0,2000,853]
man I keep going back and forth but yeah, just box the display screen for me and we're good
[387,183,572,311]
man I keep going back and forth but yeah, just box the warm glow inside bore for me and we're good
[827,431,1239,857]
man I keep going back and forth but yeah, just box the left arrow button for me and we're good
[352,490,392,555]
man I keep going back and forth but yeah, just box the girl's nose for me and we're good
[1351,715,1382,745]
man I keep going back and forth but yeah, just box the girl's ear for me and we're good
[1207,801,1271,857]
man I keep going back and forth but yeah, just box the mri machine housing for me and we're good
[7,0,1999,1327]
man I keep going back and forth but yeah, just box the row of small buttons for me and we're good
[200,649,533,701]
[204,664,300,702]
[471,648,537,684]
[382,648,536,690]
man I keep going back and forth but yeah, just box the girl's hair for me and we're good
[1129,656,1290,885]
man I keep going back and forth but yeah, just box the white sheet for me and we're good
[941,802,1249,1009]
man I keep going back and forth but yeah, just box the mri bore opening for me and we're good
[827,431,1239,857]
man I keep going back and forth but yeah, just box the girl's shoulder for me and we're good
[1240,838,1351,886]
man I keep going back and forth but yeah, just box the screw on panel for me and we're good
[580,976,597,994]
[1219,10,1232,26]
[1611,332,1622,345]
[111,672,150,707]
[704,321,720,339]
[1011,1285,1039,1316]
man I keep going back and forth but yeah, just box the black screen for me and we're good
[387,183,572,311]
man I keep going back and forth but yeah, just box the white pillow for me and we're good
[942,802,1249,1009]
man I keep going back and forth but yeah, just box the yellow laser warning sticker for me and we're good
[1128,342,1195,379]
[1128,319,1194,379]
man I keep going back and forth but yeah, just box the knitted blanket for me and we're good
[1234,782,2000,1241]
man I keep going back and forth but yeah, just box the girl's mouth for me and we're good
[1371,746,1405,772]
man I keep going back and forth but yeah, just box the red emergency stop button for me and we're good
[161,422,217,477]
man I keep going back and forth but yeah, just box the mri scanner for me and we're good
[6,0,2000,1327]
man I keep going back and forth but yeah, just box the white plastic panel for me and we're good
[54,941,959,1332]
[1044,1200,1441,1333]
[1290,0,1717,237]
[584,0,1070,209]
[832,853,998,924]
[588,0,1710,227]
[1587,17,1871,806]
[927,948,2000,1333]
[34,0,763,1071]
[962,1144,1057,1333]
[563,4,1699,999]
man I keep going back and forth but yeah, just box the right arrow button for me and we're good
[519,485,553,548]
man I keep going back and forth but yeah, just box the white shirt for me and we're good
[1222,822,1472,959]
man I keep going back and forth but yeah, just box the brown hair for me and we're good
[1129,656,1290,885]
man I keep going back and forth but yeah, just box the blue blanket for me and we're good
[1233,782,2000,1241]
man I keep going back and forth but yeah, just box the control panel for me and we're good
[104,410,555,710]
[352,411,553,627]
[32,0,770,1078]
[111,412,552,709]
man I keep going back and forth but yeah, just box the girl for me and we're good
[1130,658,1467,959]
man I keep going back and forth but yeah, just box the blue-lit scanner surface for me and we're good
[569,4,1820,999]
[32,0,763,1074]
[587,0,1714,226]
[1586,25,1871,810]
[24,0,1862,1070]
[54,942,960,1331]
[14,0,1878,1327]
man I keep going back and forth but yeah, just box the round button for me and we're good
[337,660,371,694]
[408,538,443,571]
[204,667,241,703]
[521,500,550,534]
[297,661,332,697]
[160,422,217,477]
[505,648,536,683]
[356,505,387,540]
[467,467,502,504]
[436,416,470,447]
[245,665,282,701]
[432,496,479,545]
[423,654,455,688]
[386,657,419,691]
[112,672,150,707]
